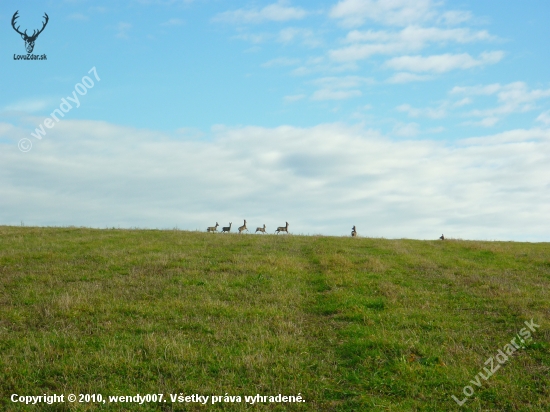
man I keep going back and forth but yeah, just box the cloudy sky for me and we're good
[1,0,549,240]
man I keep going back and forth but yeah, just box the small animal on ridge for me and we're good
[207,222,219,233]
[238,220,248,234]
[275,222,289,234]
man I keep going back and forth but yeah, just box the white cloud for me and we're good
[213,1,307,24]
[284,94,306,102]
[451,83,504,96]
[438,10,472,25]
[135,0,195,4]
[427,126,445,133]
[0,122,16,136]
[311,89,362,100]
[278,27,322,47]
[392,122,420,137]
[536,110,550,126]
[453,97,472,107]
[2,120,548,240]
[243,46,262,53]
[89,6,107,13]
[479,117,499,127]
[453,82,550,119]
[175,127,204,139]
[330,28,495,62]
[385,51,504,73]
[491,83,550,109]
[3,99,52,113]
[68,13,88,21]
[463,117,500,127]
[291,66,312,76]
[329,0,476,28]
[390,82,550,128]
[261,57,301,68]
[386,72,432,83]
[290,58,358,76]
[161,18,184,26]
[457,127,549,145]
[312,76,373,89]
[135,0,196,6]
[345,26,492,45]
[116,22,132,39]
[396,104,445,119]
[329,0,437,27]
[330,43,402,62]
[234,33,271,44]
[309,76,372,100]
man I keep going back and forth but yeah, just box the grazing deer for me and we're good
[222,222,232,233]
[351,226,357,237]
[275,222,289,234]
[206,222,219,233]
[255,224,266,234]
[439,234,445,240]
[238,219,248,234]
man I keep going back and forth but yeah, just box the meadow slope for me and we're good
[0,226,549,411]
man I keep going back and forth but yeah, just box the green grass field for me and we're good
[1,226,549,411]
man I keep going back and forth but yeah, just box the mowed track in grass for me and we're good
[0,226,549,411]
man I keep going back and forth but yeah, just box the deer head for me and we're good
[12,11,49,53]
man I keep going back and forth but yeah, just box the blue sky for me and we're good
[1,0,549,240]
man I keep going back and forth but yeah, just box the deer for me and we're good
[439,234,445,240]
[238,219,248,234]
[206,222,219,233]
[351,226,357,237]
[275,222,289,234]
[12,11,49,54]
[222,222,232,233]
[255,224,266,234]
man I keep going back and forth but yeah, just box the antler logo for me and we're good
[11,10,49,54]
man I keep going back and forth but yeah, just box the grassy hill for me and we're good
[1,226,549,411]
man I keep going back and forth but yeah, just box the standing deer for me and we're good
[222,222,232,233]
[275,222,289,234]
[351,226,357,237]
[12,11,49,54]
[255,224,266,234]
[439,234,445,240]
[238,219,248,234]
[207,222,219,233]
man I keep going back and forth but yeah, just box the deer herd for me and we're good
[206,222,445,239]
[207,220,290,234]
[206,220,355,236]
